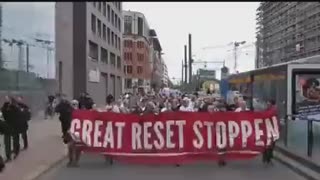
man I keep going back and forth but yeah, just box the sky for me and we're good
[1,2,55,78]
[0,2,259,81]
[123,2,260,82]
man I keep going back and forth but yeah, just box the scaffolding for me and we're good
[256,2,320,68]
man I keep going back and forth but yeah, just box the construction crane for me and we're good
[33,38,54,78]
[2,38,54,76]
[192,60,225,69]
[203,41,255,73]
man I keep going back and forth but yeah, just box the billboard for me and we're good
[198,69,216,79]
[295,73,320,121]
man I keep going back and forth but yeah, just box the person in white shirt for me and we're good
[234,100,249,112]
[105,94,120,113]
[179,97,194,112]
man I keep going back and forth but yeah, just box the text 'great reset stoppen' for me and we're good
[70,110,279,163]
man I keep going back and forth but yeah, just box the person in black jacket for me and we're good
[78,92,94,110]
[55,94,73,139]
[1,96,21,161]
[16,96,31,150]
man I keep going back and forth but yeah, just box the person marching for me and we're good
[55,94,73,139]
[104,94,120,165]
[262,99,277,165]
[16,96,31,150]
[1,96,21,161]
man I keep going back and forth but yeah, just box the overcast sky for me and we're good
[1,2,55,78]
[123,2,260,82]
[1,2,259,80]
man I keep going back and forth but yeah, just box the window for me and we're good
[115,14,118,28]
[103,2,106,16]
[89,41,98,60]
[93,2,96,7]
[137,53,144,62]
[91,14,96,34]
[115,34,118,48]
[98,2,101,12]
[102,24,106,41]
[97,19,101,37]
[124,52,132,61]
[101,47,108,63]
[117,56,121,69]
[123,65,126,74]
[107,28,110,44]
[137,41,144,48]
[118,2,121,11]
[124,15,132,34]
[124,40,133,48]
[137,66,143,74]
[111,31,114,46]
[118,18,121,32]
[118,37,121,50]
[110,52,116,67]
[107,5,110,22]
[125,78,132,88]
[127,65,133,74]
[137,17,143,36]
[111,10,114,25]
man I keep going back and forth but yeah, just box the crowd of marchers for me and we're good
[0,89,277,171]
[50,89,277,168]
[0,95,31,172]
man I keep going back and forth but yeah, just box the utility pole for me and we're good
[16,40,24,71]
[188,34,192,83]
[184,45,187,84]
[26,44,29,72]
[181,60,184,84]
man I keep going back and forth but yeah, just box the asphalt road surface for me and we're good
[37,154,306,180]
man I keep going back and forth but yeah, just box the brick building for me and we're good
[123,10,164,92]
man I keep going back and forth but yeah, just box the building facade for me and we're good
[149,29,164,91]
[122,10,152,92]
[56,2,123,105]
[256,2,320,68]
[161,59,169,86]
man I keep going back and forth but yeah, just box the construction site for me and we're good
[256,2,320,68]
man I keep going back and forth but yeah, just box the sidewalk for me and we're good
[0,117,67,180]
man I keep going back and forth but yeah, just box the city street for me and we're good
[37,154,305,180]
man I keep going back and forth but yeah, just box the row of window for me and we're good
[124,15,144,36]
[88,40,121,69]
[91,14,121,51]
[92,2,121,32]
[124,52,144,61]
[123,40,145,48]
[124,65,143,74]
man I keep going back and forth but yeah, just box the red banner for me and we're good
[70,110,279,164]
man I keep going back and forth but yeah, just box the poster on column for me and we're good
[295,73,320,121]
[70,110,279,164]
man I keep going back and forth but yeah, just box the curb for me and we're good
[274,151,320,180]
[26,154,67,180]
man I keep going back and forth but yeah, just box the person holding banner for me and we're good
[262,99,277,165]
